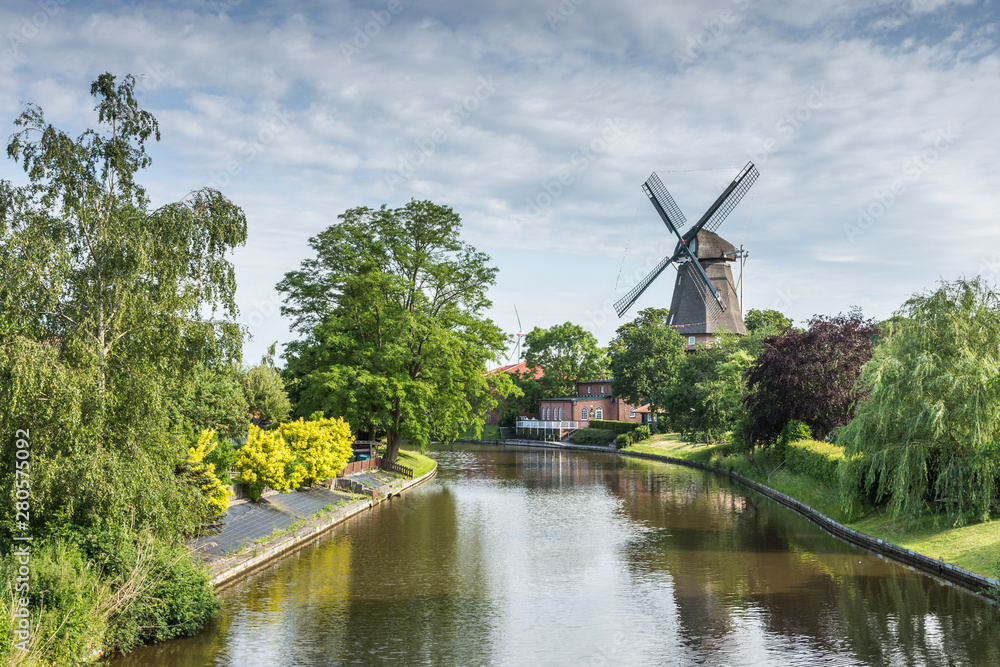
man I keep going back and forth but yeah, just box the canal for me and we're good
[114,445,999,665]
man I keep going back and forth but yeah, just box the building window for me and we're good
[582,407,589,420]
[688,336,696,346]
[587,386,591,394]
[558,407,562,420]
[595,407,603,420]
[601,386,606,394]
[630,407,636,419]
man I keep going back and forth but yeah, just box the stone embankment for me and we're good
[202,465,438,590]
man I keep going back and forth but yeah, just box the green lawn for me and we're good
[625,432,1000,577]
[624,432,729,464]
[850,509,1000,576]
[397,449,438,478]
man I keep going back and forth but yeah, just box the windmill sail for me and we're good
[689,162,759,235]
[614,254,675,317]
[615,162,757,325]
[643,173,688,235]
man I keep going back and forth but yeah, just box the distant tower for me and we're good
[615,163,758,349]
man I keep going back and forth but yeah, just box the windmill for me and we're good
[505,305,527,364]
[614,162,759,346]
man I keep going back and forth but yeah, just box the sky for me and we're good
[1,0,998,366]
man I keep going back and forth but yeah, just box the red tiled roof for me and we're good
[485,361,544,379]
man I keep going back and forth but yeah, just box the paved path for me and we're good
[191,486,353,559]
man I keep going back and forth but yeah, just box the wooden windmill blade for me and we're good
[614,253,679,317]
[643,173,688,236]
[684,162,759,238]
[690,266,725,320]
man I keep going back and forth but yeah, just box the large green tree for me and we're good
[840,278,1000,526]
[609,308,684,418]
[0,73,247,537]
[238,343,293,426]
[744,308,793,334]
[278,200,513,462]
[524,322,609,398]
[656,333,759,444]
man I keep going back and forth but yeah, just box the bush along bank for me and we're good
[0,527,219,665]
[622,432,1000,596]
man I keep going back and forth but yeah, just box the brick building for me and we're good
[537,379,647,424]
[483,361,544,425]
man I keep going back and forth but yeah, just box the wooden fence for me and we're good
[379,458,413,478]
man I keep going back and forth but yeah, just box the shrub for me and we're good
[0,529,220,663]
[101,536,221,650]
[785,439,844,487]
[633,425,651,441]
[0,540,105,663]
[614,433,633,449]
[781,419,813,445]
[774,419,813,460]
[587,420,640,434]
[183,429,231,523]
[277,416,354,483]
[569,428,616,445]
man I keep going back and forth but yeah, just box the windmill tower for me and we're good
[614,162,758,348]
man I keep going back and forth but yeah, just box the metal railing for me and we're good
[516,420,581,429]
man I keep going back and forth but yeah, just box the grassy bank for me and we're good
[398,449,437,478]
[625,433,1000,578]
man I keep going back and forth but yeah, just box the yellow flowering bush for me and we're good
[278,416,354,483]
[236,425,296,500]
[186,429,230,518]
[236,416,353,500]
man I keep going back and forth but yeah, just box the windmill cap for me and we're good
[679,229,737,260]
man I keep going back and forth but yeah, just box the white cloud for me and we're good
[0,0,997,361]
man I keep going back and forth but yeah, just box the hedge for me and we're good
[587,420,640,434]
[785,439,844,487]
[569,428,616,445]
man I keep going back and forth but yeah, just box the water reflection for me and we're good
[113,445,997,666]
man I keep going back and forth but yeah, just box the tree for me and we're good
[236,425,295,501]
[181,430,231,530]
[744,308,793,334]
[656,334,757,443]
[609,308,685,420]
[840,278,1000,526]
[0,73,247,538]
[168,365,250,440]
[742,308,879,447]
[524,322,609,398]
[278,200,513,462]
[239,361,292,427]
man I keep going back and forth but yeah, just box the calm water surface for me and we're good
[114,445,999,666]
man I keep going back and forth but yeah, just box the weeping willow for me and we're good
[840,278,1000,526]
